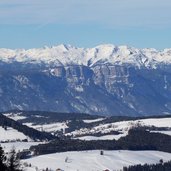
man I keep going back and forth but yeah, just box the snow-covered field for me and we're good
[24,150,171,171]
[3,112,27,121]
[0,126,29,142]
[1,142,43,153]
[68,118,171,140]
[3,111,171,141]
[140,118,171,127]
[77,133,127,141]
[24,122,68,133]
[1,114,171,171]
[83,118,105,123]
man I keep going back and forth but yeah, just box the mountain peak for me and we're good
[0,44,171,67]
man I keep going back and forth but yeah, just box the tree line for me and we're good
[30,128,171,155]
[123,160,171,171]
[0,114,55,141]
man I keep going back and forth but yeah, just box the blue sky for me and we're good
[0,0,171,49]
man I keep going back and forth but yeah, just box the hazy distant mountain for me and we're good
[1,44,171,116]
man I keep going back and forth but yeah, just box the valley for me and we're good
[1,111,171,171]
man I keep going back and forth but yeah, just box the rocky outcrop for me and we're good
[0,61,171,116]
[0,44,171,116]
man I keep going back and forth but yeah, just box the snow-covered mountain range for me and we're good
[1,44,171,115]
[1,44,171,67]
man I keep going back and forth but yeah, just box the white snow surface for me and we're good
[151,130,171,136]
[0,126,29,142]
[24,150,171,171]
[24,122,68,133]
[83,118,105,123]
[76,134,126,141]
[1,44,171,67]
[1,142,43,153]
[3,112,27,121]
[68,117,171,140]
[140,118,171,127]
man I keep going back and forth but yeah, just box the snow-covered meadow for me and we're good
[68,118,171,140]
[0,126,29,142]
[1,113,171,171]
[24,122,68,133]
[2,111,171,141]
[24,150,171,171]
[1,142,43,153]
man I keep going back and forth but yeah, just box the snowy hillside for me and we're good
[0,113,55,141]
[1,142,43,153]
[67,117,171,140]
[5,112,171,141]
[3,111,68,134]
[1,112,171,171]
[24,150,171,171]
[25,122,68,133]
[0,126,29,142]
[0,44,171,68]
[3,112,27,121]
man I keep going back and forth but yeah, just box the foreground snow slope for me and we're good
[24,150,171,171]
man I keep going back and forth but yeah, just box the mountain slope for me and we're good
[1,44,171,115]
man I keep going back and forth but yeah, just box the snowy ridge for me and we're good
[1,44,171,67]
[3,112,27,121]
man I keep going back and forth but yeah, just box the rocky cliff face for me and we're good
[1,44,171,116]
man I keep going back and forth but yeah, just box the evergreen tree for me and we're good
[0,146,7,171]
[7,148,21,171]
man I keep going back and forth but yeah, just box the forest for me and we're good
[123,160,171,171]
[30,128,171,155]
[0,114,55,141]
